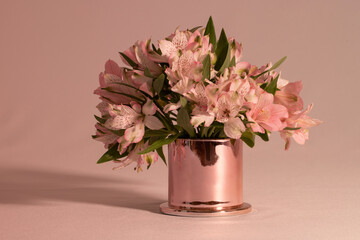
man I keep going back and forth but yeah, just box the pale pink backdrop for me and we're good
[0,0,359,239]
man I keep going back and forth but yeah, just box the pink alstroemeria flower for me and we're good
[246,92,289,133]
[113,142,159,172]
[104,100,163,153]
[163,101,181,113]
[190,106,215,128]
[191,89,246,137]
[96,101,112,117]
[217,93,246,139]
[121,40,163,76]
[125,70,153,88]
[275,81,304,113]
[159,29,188,58]
[167,50,204,86]
[93,123,119,149]
[224,117,246,139]
[228,38,243,64]
[164,30,213,88]
[214,92,243,123]
[94,60,144,105]
[280,104,323,150]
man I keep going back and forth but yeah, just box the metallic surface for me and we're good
[160,139,251,217]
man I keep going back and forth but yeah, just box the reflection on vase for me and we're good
[190,141,222,166]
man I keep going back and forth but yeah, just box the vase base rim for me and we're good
[159,202,252,217]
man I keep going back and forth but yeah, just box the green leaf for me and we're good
[97,143,121,164]
[153,74,165,94]
[144,67,154,78]
[268,56,287,72]
[206,126,216,138]
[215,28,228,56]
[94,115,106,124]
[189,25,202,33]
[242,119,255,125]
[284,127,301,131]
[252,56,287,80]
[96,128,105,134]
[154,112,172,131]
[180,96,187,107]
[241,129,255,148]
[202,54,211,80]
[204,16,216,49]
[214,28,229,71]
[210,121,225,128]
[152,44,161,54]
[255,131,269,142]
[218,44,231,73]
[119,52,138,68]
[144,129,169,138]
[177,107,196,138]
[264,74,279,95]
[108,129,125,136]
[152,44,157,52]
[217,129,227,138]
[148,136,160,145]
[138,134,180,155]
[200,126,209,138]
[156,146,167,166]
[229,56,236,68]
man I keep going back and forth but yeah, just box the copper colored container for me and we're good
[160,139,251,217]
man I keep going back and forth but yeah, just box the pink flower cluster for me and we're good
[93,19,322,171]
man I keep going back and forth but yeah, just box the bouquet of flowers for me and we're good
[93,17,322,171]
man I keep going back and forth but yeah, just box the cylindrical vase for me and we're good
[160,139,251,217]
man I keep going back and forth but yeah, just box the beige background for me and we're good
[1,0,359,239]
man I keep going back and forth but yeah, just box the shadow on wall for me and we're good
[0,168,164,214]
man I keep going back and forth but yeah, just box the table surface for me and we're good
[1,141,359,240]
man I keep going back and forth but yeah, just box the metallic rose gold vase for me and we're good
[160,139,251,217]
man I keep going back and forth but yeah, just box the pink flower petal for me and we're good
[105,59,122,77]
[144,116,163,130]
[190,114,214,128]
[164,102,181,113]
[117,136,131,154]
[172,30,188,50]
[159,40,177,57]
[224,117,245,139]
[105,105,139,129]
[292,130,308,145]
[141,151,159,166]
[124,123,145,143]
[130,102,142,114]
[134,41,162,76]
[142,99,157,115]
[96,102,111,116]
[254,92,274,116]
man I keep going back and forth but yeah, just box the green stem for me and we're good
[101,88,144,103]
[113,82,153,99]
[153,99,174,129]
[207,126,215,138]
[168,111,177,117]
[155,112,172,131]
